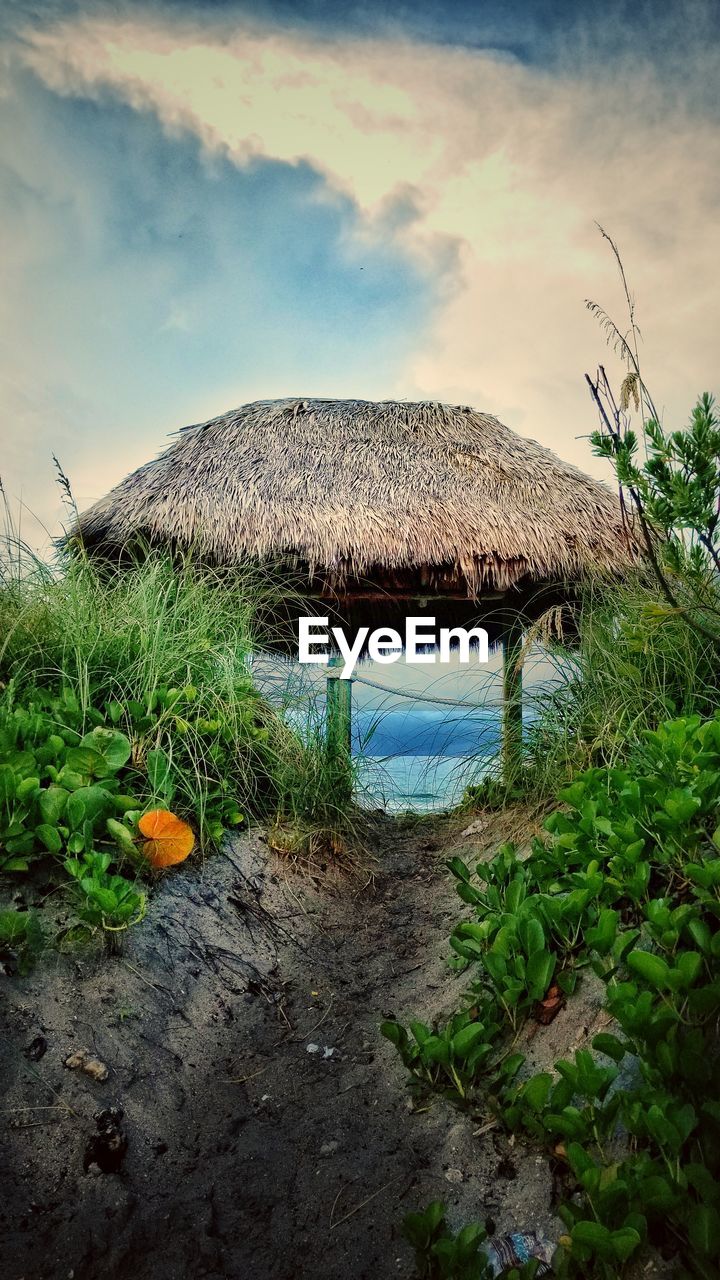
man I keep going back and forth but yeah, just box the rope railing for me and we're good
[350,673,503,709]
[257,667,503,709]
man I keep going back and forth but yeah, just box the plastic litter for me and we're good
[306,1043,336,1058]
[484,1232,555,1277]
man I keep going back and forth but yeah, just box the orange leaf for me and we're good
[138,809,195,868]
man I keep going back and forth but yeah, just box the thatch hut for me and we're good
[76,397,637,774]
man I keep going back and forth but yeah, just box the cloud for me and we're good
[3,3,720,536]
[0,56,437,538]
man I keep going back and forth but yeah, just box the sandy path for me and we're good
[1,819,556,1280]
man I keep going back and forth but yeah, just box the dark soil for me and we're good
[1,816,562,1280]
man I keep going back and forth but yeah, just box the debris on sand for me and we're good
[24,1034,48,1061]
[306,1043,337,1058]
[64,1047,109,1082]
[485,1231,555,1276]
[533,983,565,1026]
[83,1107,128,1174]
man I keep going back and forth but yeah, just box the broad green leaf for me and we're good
[106,817,138,858]
[380,1020,406,1048]
[566,1142,595,1177]
[519,915,545,957]
[668,950,703,990]
[610,1227,641,1262]
[80,727,132,775]
[39,785,69,825]
[627,950,671,988]
[0,764,15,804]
[0,909,30,942]
[447,856,471,882]
[35,823,63,854]
[451,1022,487,1059]
[69,786,113,828]
[592,1032,628,1062]
[86,885,118,914]
[639,1176,675,1211]
[65,746,104,776]
[423,1036,450,1065]
[455,1222,486,1259]
[16,776,40,802]
[147,748,173,794]
[663,788,701,823]
[586,908,618,955]
[571,1220,612,1254]
[527,949,555,998]
[688,1205,720,1257]
[523,1072,553,1112]
[687,918,712,952]
[505,877,526,914]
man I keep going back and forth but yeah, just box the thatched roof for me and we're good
[77,398,635,597]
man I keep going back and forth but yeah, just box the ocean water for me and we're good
[354,753,495,814]
[252,647,562,814]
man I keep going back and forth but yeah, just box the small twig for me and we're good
[277,1001,294,1032]
[329,1175,402,1230]
[22,1065,82,1119]
[123,959,176,1001]
[1,1105,66,1113]
[10,1119,65,1130]
[281,995,335,1046]
[222,1065,269,1085]
[329,1185,346,1230]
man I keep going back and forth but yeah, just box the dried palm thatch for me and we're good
[76,398,636,607]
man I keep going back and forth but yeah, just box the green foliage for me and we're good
[267,715,360,838]
[402,1203,545,1280]
[0,695,135,872]
[0,908,44,972]
[64,850,146,944]
[0,538,359,961]
[0,693,152,955]
[0,548,289,842]
[402,1203,492,1280]
[499,384,720,800]
[0,542,356,851]
[591,390,720,646]
[387,712,720,1278]
[381,1009,505,1106]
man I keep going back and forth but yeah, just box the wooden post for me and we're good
[326,653,353,799]
[502,616,524,784]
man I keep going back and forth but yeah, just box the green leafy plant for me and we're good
[381,1007,505,1105]
[0,697,134,870]
[585,233,720,651]
[64,850,146,952]
[386,711,720,1278]
[590,381,720,648]
[0,907,44,973]
[402,1202,545,1280]
[402,1202,492,1280]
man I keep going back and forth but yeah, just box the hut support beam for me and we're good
[502,616,524,784]
[326,654,353,800]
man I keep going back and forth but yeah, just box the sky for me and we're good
[1,0,719,543]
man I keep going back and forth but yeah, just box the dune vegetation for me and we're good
[385,384,720,1279]
[0,515,357,964]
